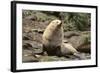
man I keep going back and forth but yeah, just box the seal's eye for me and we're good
[57,21,59,24]
[57,21,62,25]
[56,21,60,24]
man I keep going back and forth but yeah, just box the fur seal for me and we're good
[42,19,63,55]
[42,19,86,59]
[61,43,86,59]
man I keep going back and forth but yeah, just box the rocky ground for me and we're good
[22,12,91,63]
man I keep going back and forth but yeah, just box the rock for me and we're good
[22,49,39,62]
[22,49,33,56]
[64,31,91,53]
[23,41,33,50]
[22,56,39,63]
[23,32,33,40]
[68,36,86,49]
[64,31,80,38]
[23,40,43,54]
[23,42,32,50]
[24,15,37,21]
[39,56,70,62]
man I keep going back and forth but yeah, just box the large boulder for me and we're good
[64,31,91,53]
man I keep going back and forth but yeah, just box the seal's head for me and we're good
[50,19,62,27]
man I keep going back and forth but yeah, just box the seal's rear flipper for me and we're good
[73,52,86,60]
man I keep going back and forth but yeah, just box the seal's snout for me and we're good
[59,21,62,25]
[57,21,62,27]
